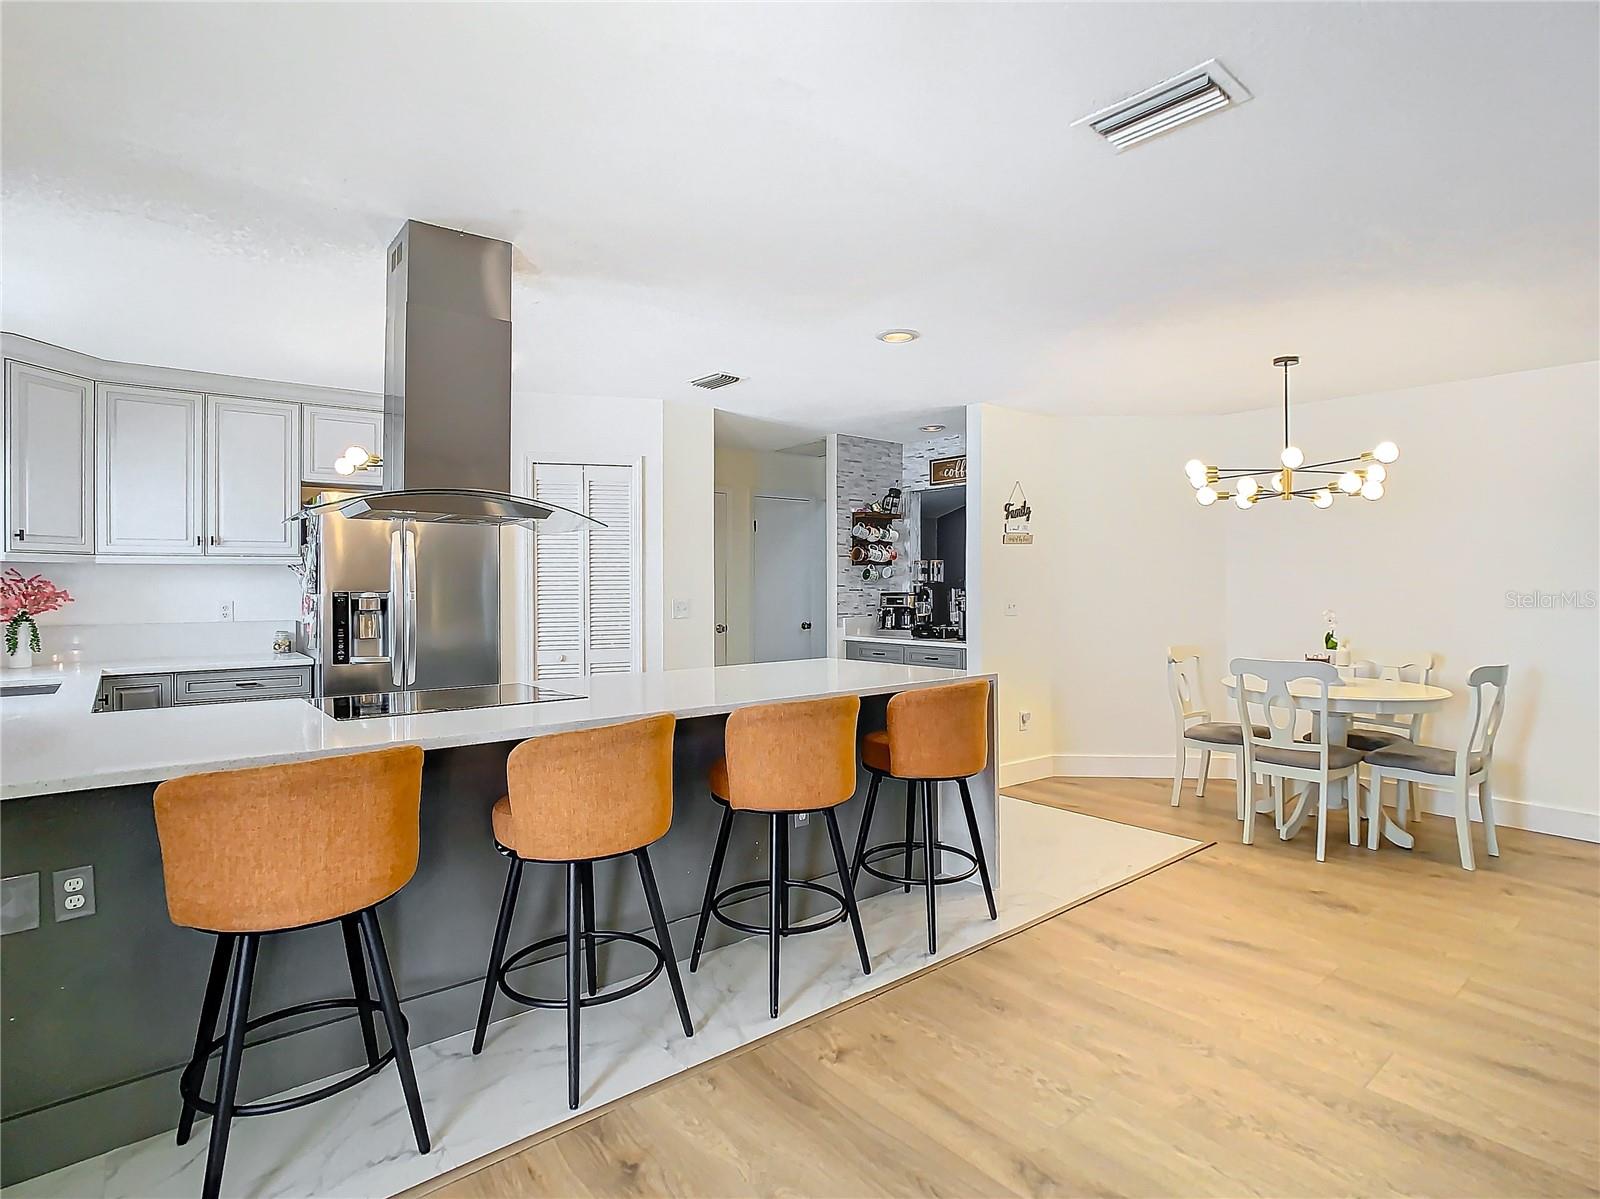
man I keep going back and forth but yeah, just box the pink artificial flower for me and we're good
[0,569,73,620]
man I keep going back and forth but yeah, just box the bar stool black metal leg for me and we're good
[635,848,694,1038]
[690,805,734,972]
[341,915,380,1066]
[902,780,917,893]
[850,772,881,889]
[578,861,599,996]
[565,863,582,1109]
[176,933,234,1146]
[358,908,430,1153]
[958,777,998,920]
[921,783,938,954]
[201,932,258,1199]
[824,809,872,976]
[776,816,790,936]
[473,857,523,1054]
[768,812,781,1018]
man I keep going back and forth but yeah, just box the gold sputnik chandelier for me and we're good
[1184,356,1398,510]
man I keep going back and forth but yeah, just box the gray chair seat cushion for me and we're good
[1367,743,1483,776]
[1298,728,1407,752]
[1252,743,1365,771]
[1185,721,1267,746]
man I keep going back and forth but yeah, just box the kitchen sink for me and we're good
[0,682,62,698]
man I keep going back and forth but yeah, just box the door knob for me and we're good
[800,621,812,630]
[715,623,728,634]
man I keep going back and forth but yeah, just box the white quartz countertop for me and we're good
[0,658,983,800]
[843,632,966,648]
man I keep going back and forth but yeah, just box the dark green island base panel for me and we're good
[0,698,919,1186]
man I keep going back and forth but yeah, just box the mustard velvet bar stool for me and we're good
[153,746,431,1199]
[471,714,693,1110]
[850,679,997,955]
[688,694,872,1019]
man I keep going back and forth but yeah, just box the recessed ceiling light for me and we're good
[920,424,946,433]
[877,329,920,344]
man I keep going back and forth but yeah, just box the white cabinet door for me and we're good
[97,384,204,555]
[206,396,299,556]
[4,361,95,554]
[302,405,383,485]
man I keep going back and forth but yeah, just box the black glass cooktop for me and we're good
[313,683,581,720]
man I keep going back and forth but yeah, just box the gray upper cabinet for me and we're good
[302,404,383,486]
[4,361,95,555]
[96,384,205,556]
[205,396,299,556]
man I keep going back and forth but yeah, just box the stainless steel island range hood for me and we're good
[308,220,595,531]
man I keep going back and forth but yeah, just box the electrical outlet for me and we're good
[52,866,95,922]
[1,874,40,935]
[219,601,235,622]
[1019,710,1032,732]
[671,599,690,620]
[1005,601,1019,617]
[793,813,809,827]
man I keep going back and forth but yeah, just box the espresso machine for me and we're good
[878,592,914,631]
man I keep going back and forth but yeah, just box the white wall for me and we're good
[27,560,301,662]
[660,401,716,670]
[966,403,1068,775]
[1216,361,1598,836]
[714,445,825,665]
[506,391,714,678]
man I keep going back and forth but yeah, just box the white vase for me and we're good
[4,645,33,670]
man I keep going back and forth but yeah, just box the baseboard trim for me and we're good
[1020,753,1599,844]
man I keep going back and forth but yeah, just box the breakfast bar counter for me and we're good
[0,659,997,1185]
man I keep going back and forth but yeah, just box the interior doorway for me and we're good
[713,489,729,666]
[752,494,823,662]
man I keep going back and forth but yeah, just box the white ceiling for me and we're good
[3,2,1596,438]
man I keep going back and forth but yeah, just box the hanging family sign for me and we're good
[1003,481,1033,544]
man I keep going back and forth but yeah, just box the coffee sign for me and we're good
[929,455,966,486]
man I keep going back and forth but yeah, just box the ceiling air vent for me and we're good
[690,372,741,389]
[1073,59,1250,152]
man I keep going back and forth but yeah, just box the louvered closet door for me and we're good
[531,463,640,680]
[583,466,638,673]
[532,465,586,679]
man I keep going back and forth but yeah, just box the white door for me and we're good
[713,490,729,665]
[4,362,95,554]
[97,384,204,556]
[302,404,383,486]
[752,495,822,662]
[530,463,641,680]
[206,396,299,556]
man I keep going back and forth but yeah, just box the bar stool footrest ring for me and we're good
[711,878,847,937]
[497,930,665,1009]
[859,840,979,887]
[179,996,402,1119]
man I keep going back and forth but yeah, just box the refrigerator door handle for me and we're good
[404,527,419,685]
[388,528,405,688]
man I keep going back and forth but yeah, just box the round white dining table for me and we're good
[1220,674,1454,849]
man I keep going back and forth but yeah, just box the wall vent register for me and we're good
[1074,58,1251,151]
[689,373,741,389]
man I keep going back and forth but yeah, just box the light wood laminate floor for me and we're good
[431,777,1600,1198]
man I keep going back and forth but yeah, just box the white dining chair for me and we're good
[1167,645,1257,818]
[1346,652,1436,751]
[1231,658,1365,862]
[1364,665,1508,870]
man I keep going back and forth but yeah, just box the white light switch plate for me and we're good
[672,599,690,620]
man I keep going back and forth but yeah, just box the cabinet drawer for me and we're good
[174,666,312,704]
[845,641,905,664]
[905,645,965,669]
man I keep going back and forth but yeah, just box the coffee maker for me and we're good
[878,592,914,631]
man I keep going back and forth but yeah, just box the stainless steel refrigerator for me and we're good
[300,495,500,699]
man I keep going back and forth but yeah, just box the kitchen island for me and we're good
[0,658,997,1185]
